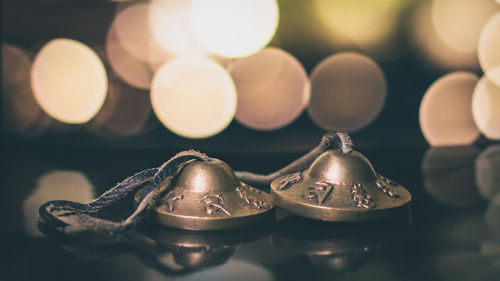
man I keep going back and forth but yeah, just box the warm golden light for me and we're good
[151,56,237,138]
[88,73,152,138]
[475,145,500,201]
[431,0,498,54]
[228,48,309,131]
[191,0,279,58]
[149,0,208,56]
[31,38,108,124]
[23,170,95,236]
[2,43,52,136]
[412,0,479,70]
[472,76,500,140]
[478,12,500,87]
[313,0,405,50]
[107,5,165,89]
[307,52,386,132]
[419,72,480,146]
[113,2,166,62]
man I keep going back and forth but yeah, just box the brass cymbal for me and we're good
[270,149,411,222]
[136,158,275,231]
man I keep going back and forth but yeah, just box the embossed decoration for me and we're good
[136,157,274,231]
[302,181,333,205]
[277,171,303,190]
[235,185,271,210]
[201,193,232,216]
[270,146,411,222]
[376,175,400,198]
[351,182,376,209]
[162,191,184,213]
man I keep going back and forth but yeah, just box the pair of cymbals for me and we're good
[139,139,411,231]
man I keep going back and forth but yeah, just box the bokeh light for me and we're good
[431,0,498,54]
[31,38,108,124]
[113,2,166,62]
[22,170,95,236]
[228,47,309,131]
[478,12,500,87]
[313,0,407,51]
[422,146,482,207]
[88,72,152,138]
[106,5,162,89]
[149,0,207,56]
[191,0,279,58]
[475,145,500,201]
[472,76,500,140]
[2,43,52,136]
[412,0,480,70]
[307,52,386,132]
[419,72,479,147]
[151,56,237,139]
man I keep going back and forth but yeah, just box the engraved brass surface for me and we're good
[136,158,275,231]
[270,149,412,221]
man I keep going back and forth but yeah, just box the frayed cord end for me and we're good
[322,132,353,153]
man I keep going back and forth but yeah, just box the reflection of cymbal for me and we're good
[143,223,272,270]
[39,219,272,274]
[144,219,271,247]
[308,249,374,272]
[272,215,408,254]
[144,222,272,249]
[273,228,378,256]
[272,215,410,271]
[422,146,483,207]
[167,245,235,270]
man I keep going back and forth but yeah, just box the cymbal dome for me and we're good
[307,150,377,184]
[174,159,240,193]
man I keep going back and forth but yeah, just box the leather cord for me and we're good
[38,132,351,234]
[236,132,352,186]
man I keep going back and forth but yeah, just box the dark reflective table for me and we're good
[1,143,499,281]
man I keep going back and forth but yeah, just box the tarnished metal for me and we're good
[136,158,274,231]
[270,149,411,221]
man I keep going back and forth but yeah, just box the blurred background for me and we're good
[4,0,498,152]
[2,1,500,281]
